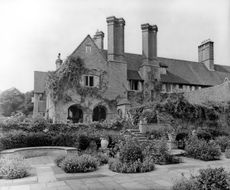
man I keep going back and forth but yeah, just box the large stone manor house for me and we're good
[33,16,230,123]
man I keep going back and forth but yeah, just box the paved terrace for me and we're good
[1,154,230,190]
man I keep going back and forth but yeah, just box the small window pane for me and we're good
[85,76,88,86]
[89,76,94,87]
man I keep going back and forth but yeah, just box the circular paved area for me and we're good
[1,154,230,190]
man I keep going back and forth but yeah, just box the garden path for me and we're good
[1,155,230,190]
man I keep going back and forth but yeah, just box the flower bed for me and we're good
[0,155,30,179]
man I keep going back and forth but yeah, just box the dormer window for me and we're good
[86,45,91,53]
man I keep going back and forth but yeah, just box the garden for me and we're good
[1,94,230,189]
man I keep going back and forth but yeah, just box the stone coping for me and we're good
[0,146,77,154]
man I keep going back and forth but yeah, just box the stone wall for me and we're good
[184,81,230,105]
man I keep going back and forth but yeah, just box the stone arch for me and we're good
[67,104,83,123]
[92,105,107,122]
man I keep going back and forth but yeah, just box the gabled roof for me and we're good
[127,70,142,81]
[34,71,47,93]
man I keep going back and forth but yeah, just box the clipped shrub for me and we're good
[108,156,155,173]
[196,167,230,190]
[77,135,90,151]
[185,137,221,161]
[0,155,30,179]
[215,136,230,152]
[143,139,181,165]
[172,178,198,190]
[119,139,143,163]
[60,154,98,173]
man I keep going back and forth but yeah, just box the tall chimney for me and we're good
[198,39,214,71]
[93,30,104,49]
[106,16,125,62]
[55,53,63,70]
[141,23,158,60]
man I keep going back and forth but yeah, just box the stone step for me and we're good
[127,128,140,132]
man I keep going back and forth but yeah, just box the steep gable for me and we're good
[34,71,47,93]
[71,35,107,71]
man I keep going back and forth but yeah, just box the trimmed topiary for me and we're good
[119,139,143,163]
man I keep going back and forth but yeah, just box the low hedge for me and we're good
[108,157,155,173]
[185,137,221,161]
[0,131,78,150]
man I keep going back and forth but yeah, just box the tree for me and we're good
[0,88,24,116]
[0,88,34,117]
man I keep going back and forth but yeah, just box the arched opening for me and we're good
[92,105,106,122]
[67,104,83,123]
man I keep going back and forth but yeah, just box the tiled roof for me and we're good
[34,50,230,93]
[127,70,143,81]
[102,50,230,86]
[34,71,47,93]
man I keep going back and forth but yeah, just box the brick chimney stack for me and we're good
[93,30,104,49]
[106,16,125,62]
[198,39,214,71]
[141,23,158,60]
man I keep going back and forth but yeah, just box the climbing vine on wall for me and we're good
[45,56,116,107]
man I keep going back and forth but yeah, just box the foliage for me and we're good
[0,155,30,179]
[77,135,91,151]
[185,137,221,161]
[0,88,33,116]
[119,139,143,163]
[60,154,98,173]
[146,125,171,140]
[0,130,78,150]
[0,88,24,116]
[172,178,199,190]
[45,56,110,104]
[143,140,181,164]
[225,148,230,159]
[172,167,230,190]
[108,156,155,173]
[196,129,212,141]
[29,116,50,132]
[196,167,230,190]
[55,155,67,167]
[215,136,230,152]
[95,152,109,165]
[141,110,157,124]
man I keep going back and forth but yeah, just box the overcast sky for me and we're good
[0,0,229,92]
